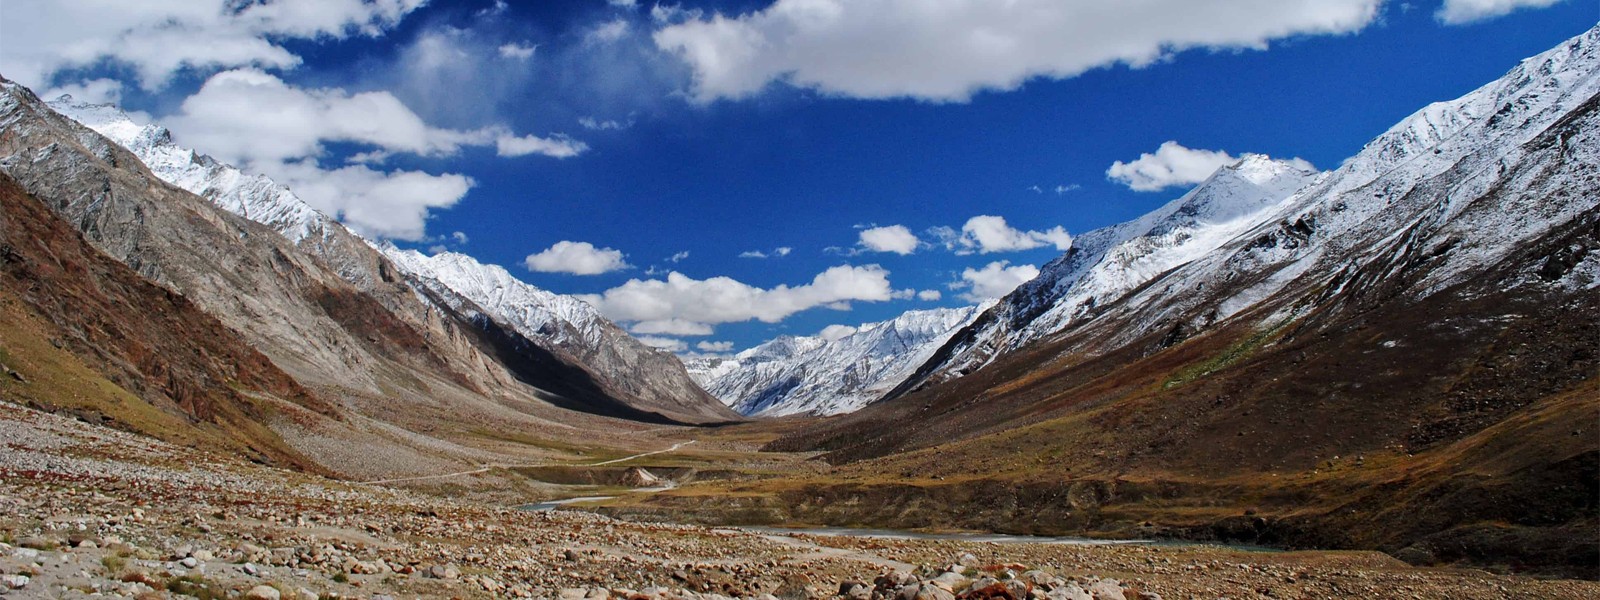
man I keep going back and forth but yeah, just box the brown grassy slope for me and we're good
[0,171,333,472]
[665,146,1600,576]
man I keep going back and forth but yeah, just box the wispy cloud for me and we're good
[739,247,793,259]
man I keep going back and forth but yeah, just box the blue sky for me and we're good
[4,0,1594,353]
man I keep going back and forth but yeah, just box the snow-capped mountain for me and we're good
[895,24,1600,398]
[382,248,611,348]
[892,154,1322,389]
[38,92,735,424]
[688,304,989,416]
[46,97,329,244]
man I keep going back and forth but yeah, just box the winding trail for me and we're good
[359,440,696,485]
[588,440,694,466]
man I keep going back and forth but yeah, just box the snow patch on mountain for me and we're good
[378,247,613,349]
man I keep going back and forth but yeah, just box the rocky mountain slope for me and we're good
[686,305,988,416]
[0,76,733,483]
[36,92,732,425]
[734,25,1600,576]
[0,170,330,472]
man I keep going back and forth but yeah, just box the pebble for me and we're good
[245,584,281,600]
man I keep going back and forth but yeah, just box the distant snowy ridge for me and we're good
[687,303,990,416]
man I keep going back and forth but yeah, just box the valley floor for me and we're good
[2,400,1596,600]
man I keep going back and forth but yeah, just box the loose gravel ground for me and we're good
[1,401,1595,600]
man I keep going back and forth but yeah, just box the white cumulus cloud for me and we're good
[264,160,472,242]
[581,265,896,326]
[954,261,1040,302]
[154,68,586,240]
[0,0,429,91]
[858,225,920,255]
[524,241,631,275]
[696,340,734,353]
[168,69,588,166]
[1107,141,1240,192]
[43,78,128,106]
[653,0,1382,103]
[1436,0,1564,24]
[942,216,1072,254]
[917,290,942,301]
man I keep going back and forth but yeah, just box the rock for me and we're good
[843,582,871,600]
[192,549,215,562]
[428,564,460,580]
[17,536,54,550]
[1087,580,1125,600]
[586,588,612,600]
[1046,584,1092,600]
[915,584,956,600]
[1005,579,1031,599]
[1020,571,1057,589]
[243,563,261,576]
[930,572,969,592]
[1133,592,1162,600]
[896,583,923,600]
[174,544,194,559]
[179,557,199,569]
[957,553,980,568]
[245,585,282,600]
[970,576,1001,591]
[0,575,29,590]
